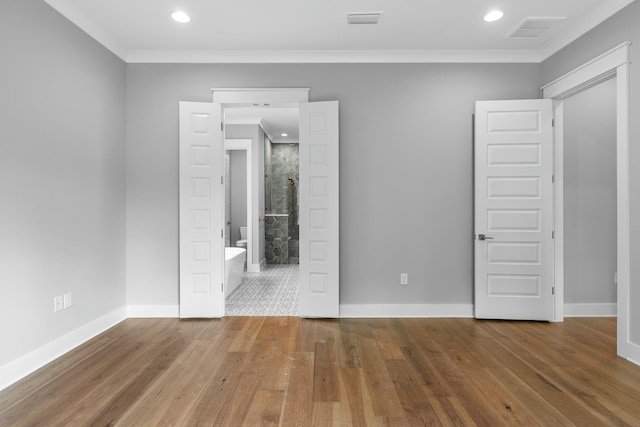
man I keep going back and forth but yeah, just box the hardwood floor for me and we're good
[1,317,639,426]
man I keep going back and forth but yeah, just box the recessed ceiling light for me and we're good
[281,133,288,137]
[484,10,504,22]
[171,11,191,23]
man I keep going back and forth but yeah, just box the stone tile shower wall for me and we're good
[265,215,289,264]
[266,144,299,264]
[270,144,299,215]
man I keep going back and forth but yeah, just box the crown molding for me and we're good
[45,0,633,65]
[43,0,128,61]
[126,49,541,64]
[538,0,635,61]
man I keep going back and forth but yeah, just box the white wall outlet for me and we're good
[400,273,409,285]
[54,295,63,312]
[63,293,72,309]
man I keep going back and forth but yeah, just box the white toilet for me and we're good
[235,226,248,249]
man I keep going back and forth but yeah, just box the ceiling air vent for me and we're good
[507,17,566,39]
[347,12,383,25]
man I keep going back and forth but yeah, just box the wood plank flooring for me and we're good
[1,317,639,426]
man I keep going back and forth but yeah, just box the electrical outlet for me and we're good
[400,273,409,285]
[54,296,63,312]
[63,293,72,309]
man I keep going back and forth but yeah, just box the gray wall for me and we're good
[563,78,617,304]
[230,150,248,246]
[541,0,640,346]
[125,63,540,306]
[0,0,126,366]
[223,124,266,268]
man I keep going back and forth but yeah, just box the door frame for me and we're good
[214,88,333,316]
[542,42,634,360]
[224,139,254,270]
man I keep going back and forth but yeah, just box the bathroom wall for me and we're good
[224,124,266,268]
[230,150,247,247]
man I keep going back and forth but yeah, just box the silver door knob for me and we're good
[478,234,494,241]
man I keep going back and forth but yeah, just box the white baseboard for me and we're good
[0,307,127,392]
[127,305,179,318]
[623,341,640,367]
[248,258,267,272]
[564,303,617,317]
[339,304,474,318]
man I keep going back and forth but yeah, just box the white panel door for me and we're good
[475,99,554,321]
[179,102,224,318]
[299,101,339,318]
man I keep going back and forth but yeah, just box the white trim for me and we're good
[127,305,180,318]
[213,88,309,105]
[0,307,127,392]
[541,42,630,99]
[340,304,474,318]
[246,258,267,273]
[224,138,253,270]
[544,43,633,363]
[615,61,632,360]
[538,0,635,61]
[43,0,128,61]
[564,303,617,317]
[127,50,541,64]
[624,343,640,366]
[552,101,565,322]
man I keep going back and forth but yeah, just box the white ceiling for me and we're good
[44,0,635,63]
[225,107,299,144]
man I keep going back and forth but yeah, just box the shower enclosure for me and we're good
[264,141,299,264]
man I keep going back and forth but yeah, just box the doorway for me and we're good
[178,89,340,319]
[223,107,301,316]
[474,42,630,337]
[542,41,635,362]
[562,78,617,316]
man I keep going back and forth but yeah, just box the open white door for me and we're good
[299,101,339,318]
[475,99,554,321]
[179,102,224,318]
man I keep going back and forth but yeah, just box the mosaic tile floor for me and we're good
[225,264,300,316]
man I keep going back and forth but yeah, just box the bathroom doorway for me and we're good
[179,89,339,318]
[223,106,301,315]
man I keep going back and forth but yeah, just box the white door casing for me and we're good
[179,102,224,318]
[299,101,340,318]
[474,99,554,321]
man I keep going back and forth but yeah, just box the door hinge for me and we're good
[221,122,224,131]
[552,118,555,127]
[552,287,555,295]
[221,176,224,185]
[552,174,555,183]
[552,231,555,239]
[221,283,224,292]
[221,229,224,238]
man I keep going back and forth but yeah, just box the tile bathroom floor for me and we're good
[225,264,299,316]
